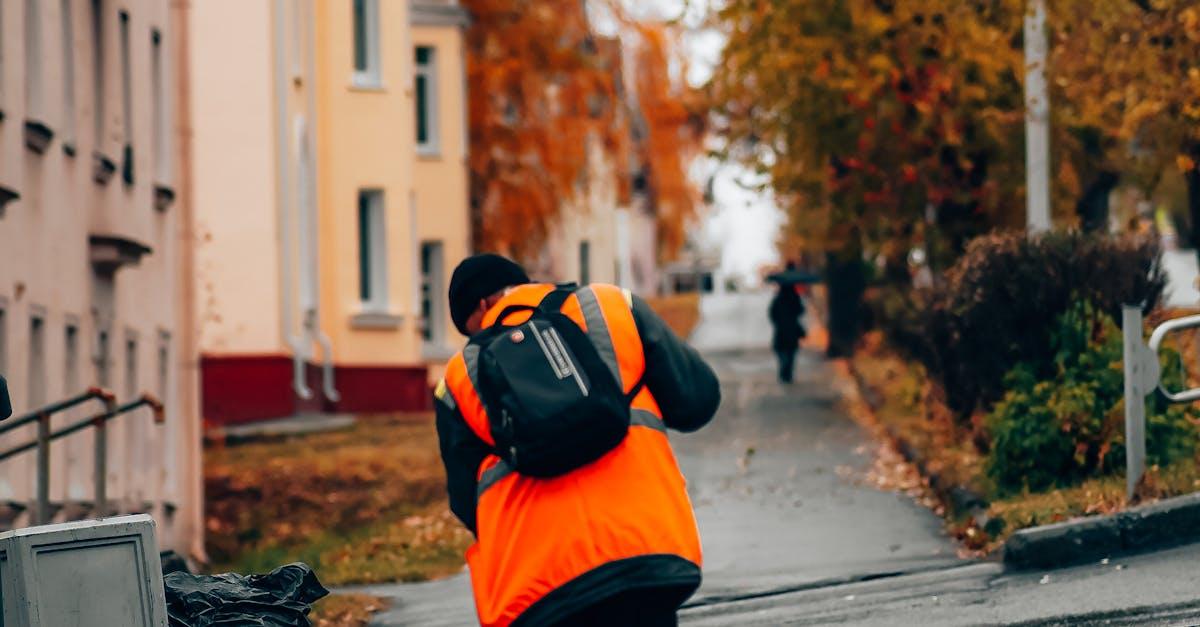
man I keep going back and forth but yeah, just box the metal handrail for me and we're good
[0,392,163,525]
[0,395,163,463]
[1147,313,1200,402]
[0,387,115,434]
[1124,308,1200,501]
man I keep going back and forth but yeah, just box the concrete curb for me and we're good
[1003,492,1200,570]
[207,412,357,443]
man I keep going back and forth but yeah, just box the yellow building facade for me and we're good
[190,0,469,424]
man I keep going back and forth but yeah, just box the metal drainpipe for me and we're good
[303,1,339,404]
[274,0,312,400]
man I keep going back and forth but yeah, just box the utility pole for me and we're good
[1024,0,1051,233]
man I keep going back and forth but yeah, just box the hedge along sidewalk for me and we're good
[845,334,1200,561]
[1004,492,1200,570]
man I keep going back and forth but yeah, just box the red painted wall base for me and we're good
[201,354,431,427]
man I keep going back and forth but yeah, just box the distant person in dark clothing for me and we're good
[769,282,806,383]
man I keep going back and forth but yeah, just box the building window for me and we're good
[0,0,5,109]
[289,1,305,79]
[420,241,445,342]
[0,307,7,376]
[64,324,79,396]
[94,329,110,388]
[61,0,77,147]
[118,10,133,183]
[25,0,43,113]
[156,332,169,401]
[579,240,591,285]
[415,46,438,154]
[124,335,137,400]
[357,190,387,309]
[351,0,380,87]
[28,316,46,408]
[151,28,166,181]
[91,0,105,150]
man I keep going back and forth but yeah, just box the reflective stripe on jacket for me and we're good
[438,283,713,626]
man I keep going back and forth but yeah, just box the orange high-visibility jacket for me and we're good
[435,283,720,626]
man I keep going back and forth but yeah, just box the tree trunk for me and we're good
[1076,170,1119,233]
[825,248,866,358]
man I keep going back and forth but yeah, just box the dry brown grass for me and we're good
[644,293,702,339]
[310,594,389,627]
[852,332,985,495]
[204,413,472,587]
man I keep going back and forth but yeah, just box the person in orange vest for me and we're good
[435,254,721,627]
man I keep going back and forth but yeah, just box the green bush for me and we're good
[897,230,1164,420]
[985,301,1198,496]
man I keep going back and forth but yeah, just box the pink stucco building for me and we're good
[0,0,204,558]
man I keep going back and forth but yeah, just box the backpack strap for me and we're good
[624,373,647,404]
[485,283,578,329]
[502,282,648,406]
[488,304,536,328]
[536,283,578,313]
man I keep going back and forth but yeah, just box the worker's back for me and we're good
[437,280,720,626]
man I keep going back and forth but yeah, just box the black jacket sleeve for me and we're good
[630,294,721,432]
[434,386,491,535]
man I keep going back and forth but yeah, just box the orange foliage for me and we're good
[464,1,699,263]
[630,23,703,259]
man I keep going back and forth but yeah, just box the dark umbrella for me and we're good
[765,269,822,285]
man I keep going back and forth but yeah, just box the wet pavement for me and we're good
[356,292,964,625]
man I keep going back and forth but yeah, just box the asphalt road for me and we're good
[682,543,1200,626]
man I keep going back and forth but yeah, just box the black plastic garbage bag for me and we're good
[164,562,329,626]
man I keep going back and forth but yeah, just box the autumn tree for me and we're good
[708,0,1027,356]
[1048,1,1200,243]
[463,1,700,264]
[627,23,705,259]
[463,1,626,261]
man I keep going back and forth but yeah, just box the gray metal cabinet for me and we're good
[0,515,167,627]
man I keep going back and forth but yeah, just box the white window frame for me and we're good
[351,0,381,88]
[357,189,389,312]
[415,45,439,156]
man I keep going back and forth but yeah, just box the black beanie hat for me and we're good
[448,254,531,335]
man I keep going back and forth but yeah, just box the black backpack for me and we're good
[468,284,643,478]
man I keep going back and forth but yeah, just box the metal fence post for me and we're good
[1122,305,1150,500]
[35,413,50,525]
